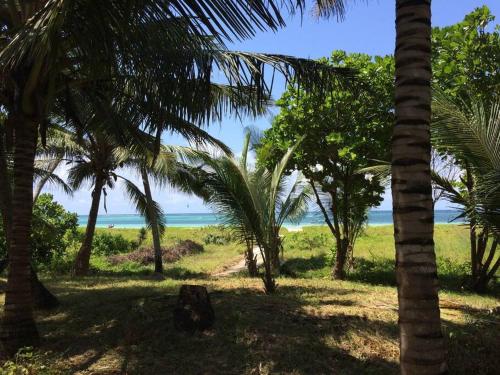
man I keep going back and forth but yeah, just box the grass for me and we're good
[1,225,499,374]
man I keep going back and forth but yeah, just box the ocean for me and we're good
[78,210,464,229]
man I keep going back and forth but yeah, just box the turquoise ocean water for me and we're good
[78,210,463,229]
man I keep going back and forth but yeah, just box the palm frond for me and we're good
[120,175,166,233]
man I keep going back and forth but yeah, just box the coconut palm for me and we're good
[432,93,500,292]
[120,144,220,275]
[182,133,310,293]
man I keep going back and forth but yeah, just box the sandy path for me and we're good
[212,247,264,277]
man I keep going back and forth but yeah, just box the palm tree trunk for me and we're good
[393,1,447,373]
[74,178,104,276]
[245,238,258,277]
[0,115,40,356]
[1,126,60,309]
[140,168,163,274]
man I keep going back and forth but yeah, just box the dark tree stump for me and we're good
[173,285,214,332]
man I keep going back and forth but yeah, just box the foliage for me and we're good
[432,6,500,100]
[431,93,500,291]
[0,347,56,375]
[202,227,238,245]
[92,232,135,257]
[180,133,311,292]
[258,51,393,278]
[0,194,78,266]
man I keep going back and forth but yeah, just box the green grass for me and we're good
[1,225,498,374]
[281,225,477,291]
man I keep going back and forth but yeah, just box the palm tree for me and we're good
[391,3,447,372]
[184,133,310,293]
[432,93,500,292]
[60,129,165,276]
[122,144,218,275]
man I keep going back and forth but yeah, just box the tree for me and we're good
[258,51,393,279]
[432,93,500,292]
[184,133,310,293]
[61,130,165,276]
[432,6,500,101]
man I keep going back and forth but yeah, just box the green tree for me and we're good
[258,51,394,279]
[0,193,77,266]
[432,6,500,100]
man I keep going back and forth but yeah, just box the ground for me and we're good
[1,225,499,374]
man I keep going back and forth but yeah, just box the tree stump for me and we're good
[173,285,214,332]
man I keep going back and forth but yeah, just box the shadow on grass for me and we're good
[281,254,329,278]
[283,255,498,295]
[442,308,500,374]
[33,279,399,375]
[84,266,209,280]
[30,275,500,374]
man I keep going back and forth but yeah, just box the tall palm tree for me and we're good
[183,133,310,293]
[392,2,447,373]
[58,128,168,276]
[120,144,219,275]
[432,93,500,292]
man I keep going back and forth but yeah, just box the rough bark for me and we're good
[74,178,104,276]
[393,1,447,373]
[0,115,40,356]
[141,168,163,274]
[1,125,60,310]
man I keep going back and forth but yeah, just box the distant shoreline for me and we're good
[78,210,463,229]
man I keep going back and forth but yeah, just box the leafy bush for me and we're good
[0,194,78,266]
[285,232,330,251]
[92,232,134,256]
[202,226,237,245]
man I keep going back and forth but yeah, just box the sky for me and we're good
[49,1,500,215]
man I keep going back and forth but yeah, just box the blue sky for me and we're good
[50,1,500,215]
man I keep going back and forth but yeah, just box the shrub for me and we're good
[202,226,236,245]
[0,194,78,267]
[92,232,134,256]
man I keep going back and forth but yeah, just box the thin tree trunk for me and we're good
[334,238,348,280]
[245,238,258,277]
[329,189,346,280]
[0,115,40,356]
[74,178,103,276]
[393,1,447,373]
[141,168,163,274]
